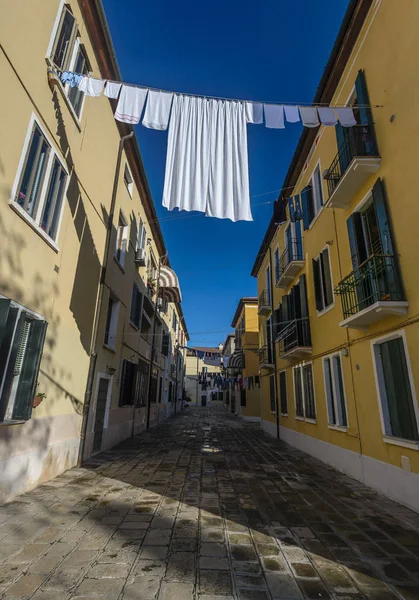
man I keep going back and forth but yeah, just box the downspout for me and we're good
[268,245,280,439]
[146,256,165,429]
[78,130,134,464]
[174,344,178,415]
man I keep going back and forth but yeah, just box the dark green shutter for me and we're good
[13,319,48,421]
[0,302,18,383]
[312,258,323,311]
[162,333,169,356]
[130,285,137,324]
[301,187,310,230]
[371,179,395,256]
[320,248,334,307]
[298,274,309,318]
[0,312,25,421]
[0,299,11,348]
[279,371,287,415]
[380,338,418,441]
[346,213,365,269]
[355,69,378,154]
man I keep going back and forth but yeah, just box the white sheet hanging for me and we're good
[142,90,174,130]
[114,86,148,124]
[245,102,263,124]
[104,81,122,99]
[264,104,285,129]
[318,107,337,126]
[335,107,357,127]
[299,106,320,128]
[163,95,253,222]
[284,105,300,123]
[78,77,105,97]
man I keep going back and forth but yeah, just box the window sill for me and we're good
[113,256,126,273]
[103,344,116,353]
[0,419,26,427]
[305,418,317,424]
[308,205,325,231]
[46,61,83,132]
[281,413,288,417]
[129,321,140,330]
[296,416,305,421]
[316,302,335,318]
[328,424,348,432]
[9,202,59,253]
[383,436,419,450]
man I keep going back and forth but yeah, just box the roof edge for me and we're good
[231,297,258,327]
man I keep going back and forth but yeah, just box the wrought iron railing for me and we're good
[275,238,303,282]
[324,125,378,197]
[334,254,404,319]
[258,289,271,311]
[259,344,274,366]
[277,318,311,357]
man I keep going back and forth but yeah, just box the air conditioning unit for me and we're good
[157,297,163,310]
[134,248,146,266]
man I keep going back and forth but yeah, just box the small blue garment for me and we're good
[60,71,71,84]
[60,71,83,88]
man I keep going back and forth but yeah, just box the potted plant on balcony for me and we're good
[33,392,46,409]
[147,278,157,297]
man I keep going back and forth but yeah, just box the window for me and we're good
[373,335,418,442]
[301,163,324,229]
[269,375,276,413]
[0,298,48,423]
[274,247,280,283]
[173,312,178,334]
[104,295,119,349]
[323,354,347,427]
[141,296,154,342]
[119,358,148,407]
[130,285,143,329]
[115,212,128,267]
[137,217,147,252]
[312,247,333,312]
[294,364,316,420]
[50,5,77,70]
[124,165,133,197]
[162,332,170,356]
[13,119,68,244]
[280,371,287,415]
[67,44,88,117]
[265,265,272,305]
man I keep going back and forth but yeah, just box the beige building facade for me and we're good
[185,345,223,406]
[0,0,188,503]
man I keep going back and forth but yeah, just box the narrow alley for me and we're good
[1,406,419,600]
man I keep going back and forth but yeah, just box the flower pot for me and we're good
[33,395,44,408]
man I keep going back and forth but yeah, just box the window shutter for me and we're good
[320,248,333,307]
[295,220,303,259]
[312,258,323,311]
[371,179,395,256]
[13,319,48,421]
[282,295,289,325]
[301,187,310,230]
[355,69,378,154]
[298,274,309,318]
[130,286,137,324]
[335,122,346,153]
[162,333,169,357]
[346,213,364,269]
[274,199,286,225]
[0,299,11,348]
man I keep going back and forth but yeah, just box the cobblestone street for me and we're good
[1,405,419,600]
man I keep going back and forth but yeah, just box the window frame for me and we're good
[137,217,147,252]
[65,39,89,119]
[265,265,272,305]
[371,330,419,449]
[47,2,77,72]
[279,370,288,416]
[9,114,69,251]
[103,294,120,351]
[293,362,316,422]
[274,246,280,284]
[323,352,348,430]
[304,159,325,229]
[312,245,334,315]
[124,164,134,197]
[129,284,143,329]
[115,211,129,269]
[269,374,276,414]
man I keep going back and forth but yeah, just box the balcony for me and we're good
[335,254,408,329]
[325,125,381,209]
[259,345,274,369]
[277,317,312,360]
[275,239,305,289]
[258,290,271,316]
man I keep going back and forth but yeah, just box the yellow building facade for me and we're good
[0,0,188,503]
[252,0,419,511]
[185,345,223,406]
[229,298,261,420]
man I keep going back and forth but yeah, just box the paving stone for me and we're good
[199,570,233,595]
[0,564,23,586]
[140,546,170,560]
[228,533,252,545]
[143,531,172,546]
[131,559,166,578]
[261,556,288,572]
[199,557,229,570]
[232,562,261,575]
[166,552,195,582]
[5,574,45,598]
[85,562,130,578]
[76,577,125,596]
[230,545,258,562]
[200,530,224,543]
[159,581,194,599]
[265,572,304,599]
[122,575,161,599]
[6,543,49,565]
[200,543,227,557]
[237,591,271,600]
[235,574,267,589]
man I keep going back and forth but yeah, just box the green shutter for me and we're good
[0,312,25,421]
[320,248,334,307]
[381,339,418,441]
[298,274,309,318]
[0,302,18,383]
[279,371,287,415]
[0,299,11,347]
[13,319,48,421]
[301,187,310,230]
[371,179,395,256]
[312,258,323,311]
[346,213,364,269]
[355,69,378,154]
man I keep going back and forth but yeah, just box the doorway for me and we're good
[93,376,110,454]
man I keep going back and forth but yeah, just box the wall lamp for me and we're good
[106,365,116,376]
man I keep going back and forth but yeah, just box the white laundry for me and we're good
[142,90,174,130]
[104,81,122,99]
[163,95,253,222]
[299,106,320,128]
[335,107,357,127]
[245,102,263,124]
[284,105,300,123]
[114,86,148,124]
[264,104,285,129]
[78,77,105,97]
[318,107,337,126]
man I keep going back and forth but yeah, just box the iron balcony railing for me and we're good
[258,289,271,311]
[334,254,404,319]
[275,238,303,282]
[324,125,378,197]
[259,344,274,366]
[276,317,311,357]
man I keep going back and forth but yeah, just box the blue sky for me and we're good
[102,0,349,347]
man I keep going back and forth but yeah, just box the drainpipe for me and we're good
[268,245,280,439]
[174,344,179,415]
[78,130,134,465]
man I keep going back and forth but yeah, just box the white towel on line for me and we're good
[284,105,300,123]
[142,90,174,130]
[335,107,357,127]
[318,107,337,126]
[114,86,148,124]
[245,102,263,124]
[163,95,253,222]
[78,77,105,97]
[104,81,122,99]
[299,106,320,128]
[264,104,285,129]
